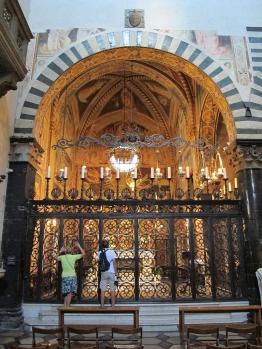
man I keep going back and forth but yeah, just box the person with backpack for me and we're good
[57,241,85,307]
[96,240,118,307]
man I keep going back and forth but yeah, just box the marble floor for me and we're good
[0,329,183,349]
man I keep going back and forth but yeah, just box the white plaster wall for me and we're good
[28,0,262,35]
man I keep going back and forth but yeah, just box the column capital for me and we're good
[9,136,44,170]
[226,140,262,172]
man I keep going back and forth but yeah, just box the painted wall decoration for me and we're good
[28,27,251,102]
[34,28,106,73]
[159,29,251,88]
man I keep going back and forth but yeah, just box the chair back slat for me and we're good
[32,327,65,347]
[9,344,49,349]
[111,327,143,348]
[248,344,262,349]
[225,323,258,346]
[207,344,246,349]
[67,326,98,348]
[187,326,219,335]
[67,326,98,335]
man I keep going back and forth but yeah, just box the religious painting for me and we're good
[34,27,106,77]
[157,29,251,90]
[37,28,106,56]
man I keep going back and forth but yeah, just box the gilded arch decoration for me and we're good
[17,29,248,144]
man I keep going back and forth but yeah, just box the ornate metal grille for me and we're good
[24,199,246,303]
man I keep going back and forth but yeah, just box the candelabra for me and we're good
[223,178,228,199]
[168,178,172,199]
[205,178,209,195]
[234,188,240,199]
[99,178,104,199]
[116,178,120,199]
[134,178,137,199]
[45,177,50,199]
[63,178,67,199]
[80,178,85,199]
[43,165,241,202]
[186,177,191,199]
[228,186,233,199]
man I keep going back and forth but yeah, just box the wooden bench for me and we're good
[179,305,262,343]
[58,306,140,328]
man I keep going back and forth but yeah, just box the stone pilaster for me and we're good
[0,137,43,329]
[227,140,262,303]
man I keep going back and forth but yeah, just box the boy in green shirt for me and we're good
[57,242,85,307]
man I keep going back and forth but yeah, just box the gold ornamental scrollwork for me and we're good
[34,47,236,144]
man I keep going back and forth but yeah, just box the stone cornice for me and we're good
[226,140,262,171]
[0,0,33,96]
[9,136,44,170]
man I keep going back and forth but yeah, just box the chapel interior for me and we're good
[0,1,262,347]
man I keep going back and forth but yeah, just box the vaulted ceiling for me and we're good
[63,59,200,142]
[34,48,233,196]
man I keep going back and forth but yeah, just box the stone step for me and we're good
[23,300,249,332]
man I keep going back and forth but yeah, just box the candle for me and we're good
[223,185,226,195]
[81,165,86,179]
[218,167,223,176]
[150,167,154,179]
[59,168,64,177]
[133,168,137,179]
[100,167,104,179]
[178,166,183,175]
[167,167,171,179]
[223,168,227,179]
[116,169,120,179]
[228,182,232,192]
[217,152,223,168]
[234,177,238,189]
[205,167,209,179]
[156,167,160,175]
[186,166,190,179]
[64,167,68,179]
[47,165,51,179]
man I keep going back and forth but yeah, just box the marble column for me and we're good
[228,140,262,303]
[0,137,43,328]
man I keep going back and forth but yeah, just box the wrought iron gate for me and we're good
[24,199,246,303]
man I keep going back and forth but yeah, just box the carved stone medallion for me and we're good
[125,9,145,28]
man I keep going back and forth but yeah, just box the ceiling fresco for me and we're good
[33,48,233,199]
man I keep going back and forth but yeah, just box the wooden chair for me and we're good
[10,346,49,349]
[107,327,144,349]
[187,325,220,349]
[225,324,258,346]
[67,326,99,349]
[32,327,65,348]
[248,344,262,349]
[207,344,246,349]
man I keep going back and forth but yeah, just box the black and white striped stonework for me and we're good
[18,30,247,138]
[246,27,262,133]
[247,27,262,73]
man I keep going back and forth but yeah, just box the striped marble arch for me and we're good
[17,30,251,139]
[243,27,262,138]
